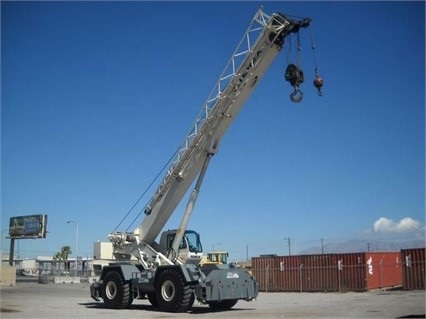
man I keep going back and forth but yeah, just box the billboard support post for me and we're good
[9,238,15,266]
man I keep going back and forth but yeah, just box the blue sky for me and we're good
[1,1,425,261]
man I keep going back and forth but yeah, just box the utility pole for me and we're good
[321,238,324,254]
[1,228,9,262]
[284,237,291,256]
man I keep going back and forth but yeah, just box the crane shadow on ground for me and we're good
[80,301,254,314]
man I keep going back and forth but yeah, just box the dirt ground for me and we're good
[1,281,425,318]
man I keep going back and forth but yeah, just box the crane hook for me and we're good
[285,63,305,103]
[313,73,324,96]
[290,86,303,103]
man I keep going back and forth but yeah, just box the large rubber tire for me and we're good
[208,299,238,311]
[102,271,133,309]
[147,292,158,307]
[155,269,192,312]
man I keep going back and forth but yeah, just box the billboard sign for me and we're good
[9,214,48,239]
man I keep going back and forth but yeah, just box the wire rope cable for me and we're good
[309,23,319,73]
[112,146,180,232]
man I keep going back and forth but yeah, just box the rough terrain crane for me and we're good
[90,7,319,312]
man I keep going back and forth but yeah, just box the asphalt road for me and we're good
[1,281,425,318]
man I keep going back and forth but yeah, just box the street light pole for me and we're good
[212,242,222,252]
[66,220,78,283]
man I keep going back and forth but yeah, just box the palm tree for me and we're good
[60,245,72,261]
[53,246,72,271]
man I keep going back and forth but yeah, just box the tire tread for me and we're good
[103,271,133,309]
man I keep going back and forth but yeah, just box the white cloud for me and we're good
[373,217,422,233]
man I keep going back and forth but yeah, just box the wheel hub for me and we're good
[161,280,175,302]
[105,281,117,300]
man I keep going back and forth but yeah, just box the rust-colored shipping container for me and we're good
[364,252,402,290]
[252,255,303,292]
[401,248,425,290]
[334,253,365,292]
[300,254,335,292]
[252,252,403,293]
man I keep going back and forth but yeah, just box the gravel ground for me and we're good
[1,281,425,318]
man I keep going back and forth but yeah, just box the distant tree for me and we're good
[53,246,72,270]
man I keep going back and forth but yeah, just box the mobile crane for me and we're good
[90,7,320,312]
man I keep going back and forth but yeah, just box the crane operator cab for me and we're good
[159,229,203,264]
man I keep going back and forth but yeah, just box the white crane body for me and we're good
[90,8,313,313]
